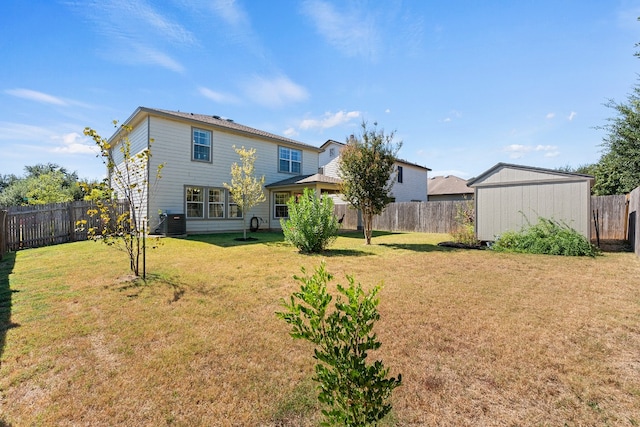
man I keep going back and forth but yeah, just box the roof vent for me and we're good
[212,115,221,119]
[226,119,234,122]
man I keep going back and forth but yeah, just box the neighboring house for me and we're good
[467,163,594,241]
[108,107,429,234]
[319,140,431,203]
[427,175,473,201]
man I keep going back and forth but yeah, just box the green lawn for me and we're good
[1,231,639,426]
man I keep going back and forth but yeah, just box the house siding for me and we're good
[390,164,428,202]
[145,114,319,233]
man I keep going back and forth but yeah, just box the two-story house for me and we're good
[108,107,429,234]
[319,140,431,204]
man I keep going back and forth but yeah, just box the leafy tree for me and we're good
[0,174,18,193]
[281,187,339,253]
[0,164,82,206]
[338,122,401,245]
[223,145,266,240]
[276,263,402,426]
[81,121,164,278]
[593,82,640,195]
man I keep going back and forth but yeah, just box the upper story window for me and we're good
[329,147,335,157]
[193,128,211,162]
[279,146,302,174]
[397,166,404,183]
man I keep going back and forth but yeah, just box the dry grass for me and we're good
[1,231,639,426]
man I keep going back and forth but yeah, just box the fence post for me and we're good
[0,210,7,260]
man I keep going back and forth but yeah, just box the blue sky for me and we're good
[2,0,640,181]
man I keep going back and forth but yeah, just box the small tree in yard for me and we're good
[276,263,402,426]
[338,122,401,245]
[224,146,266,240]
[281,187,339,253]
[81,121,164,278]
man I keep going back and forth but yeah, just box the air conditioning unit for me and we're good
[154,213,186,236]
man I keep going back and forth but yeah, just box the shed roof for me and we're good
[115,106,320,152]
[428,175,473,196]
[467,162,594,187]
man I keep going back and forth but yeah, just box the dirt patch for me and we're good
[594,239,633,253]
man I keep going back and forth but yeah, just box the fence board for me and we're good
[591,195,627,240]
[0,210,7,260]
[629,187,640,257]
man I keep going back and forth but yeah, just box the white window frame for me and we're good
[208,188,225,218]
[278,146,302,174]
[186,186,204,218]
[228,194,243,219]
[274,191,291,218]
[192,128,212,162]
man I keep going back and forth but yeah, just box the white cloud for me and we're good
[51,132,98,155]
[385,108,391,113]
[283,127,299,137]
[68,0,194,73]
[301,0,379,60]
[130,43,185,73]
[5,89,68,106]
[546,112,555,119]
[243,75,308,107]
[299,111,361,130]
[210,0,250,26]
[568,111,577,121]
[198,86,241,104]
[504,144,559,159]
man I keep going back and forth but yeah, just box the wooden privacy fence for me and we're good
[334,200,468,234]
[0,201,128,252]
[590,194,628,240]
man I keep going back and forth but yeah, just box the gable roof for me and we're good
[117,106,320,152]
[467,162,594,187]
[428,175,473,196]
[319,139,431,171]
[265,173,341,188]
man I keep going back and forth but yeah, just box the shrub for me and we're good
[491,217,598,257]
[276,263,402,426]
[281,188,339,253]
[450,199,478,246]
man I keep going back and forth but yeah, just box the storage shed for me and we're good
[467,163,594,241]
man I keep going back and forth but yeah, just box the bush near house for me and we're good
[281,188,339,253]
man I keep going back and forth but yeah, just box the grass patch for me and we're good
[0,232,639,425]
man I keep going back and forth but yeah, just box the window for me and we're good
[397,166,403,183]
[186,186,247,219]
[279,146,302,174]
[193,128,211,161]
[228,194,243,218]
[208,188,224,218]
[186,186,204,218]
[329,147,335,157]
[274,192,290,218]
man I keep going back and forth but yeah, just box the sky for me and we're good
[2,0,640,181]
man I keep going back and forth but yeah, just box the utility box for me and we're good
[155,213,186,236]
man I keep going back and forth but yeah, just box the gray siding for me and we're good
[472,165,592,241]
